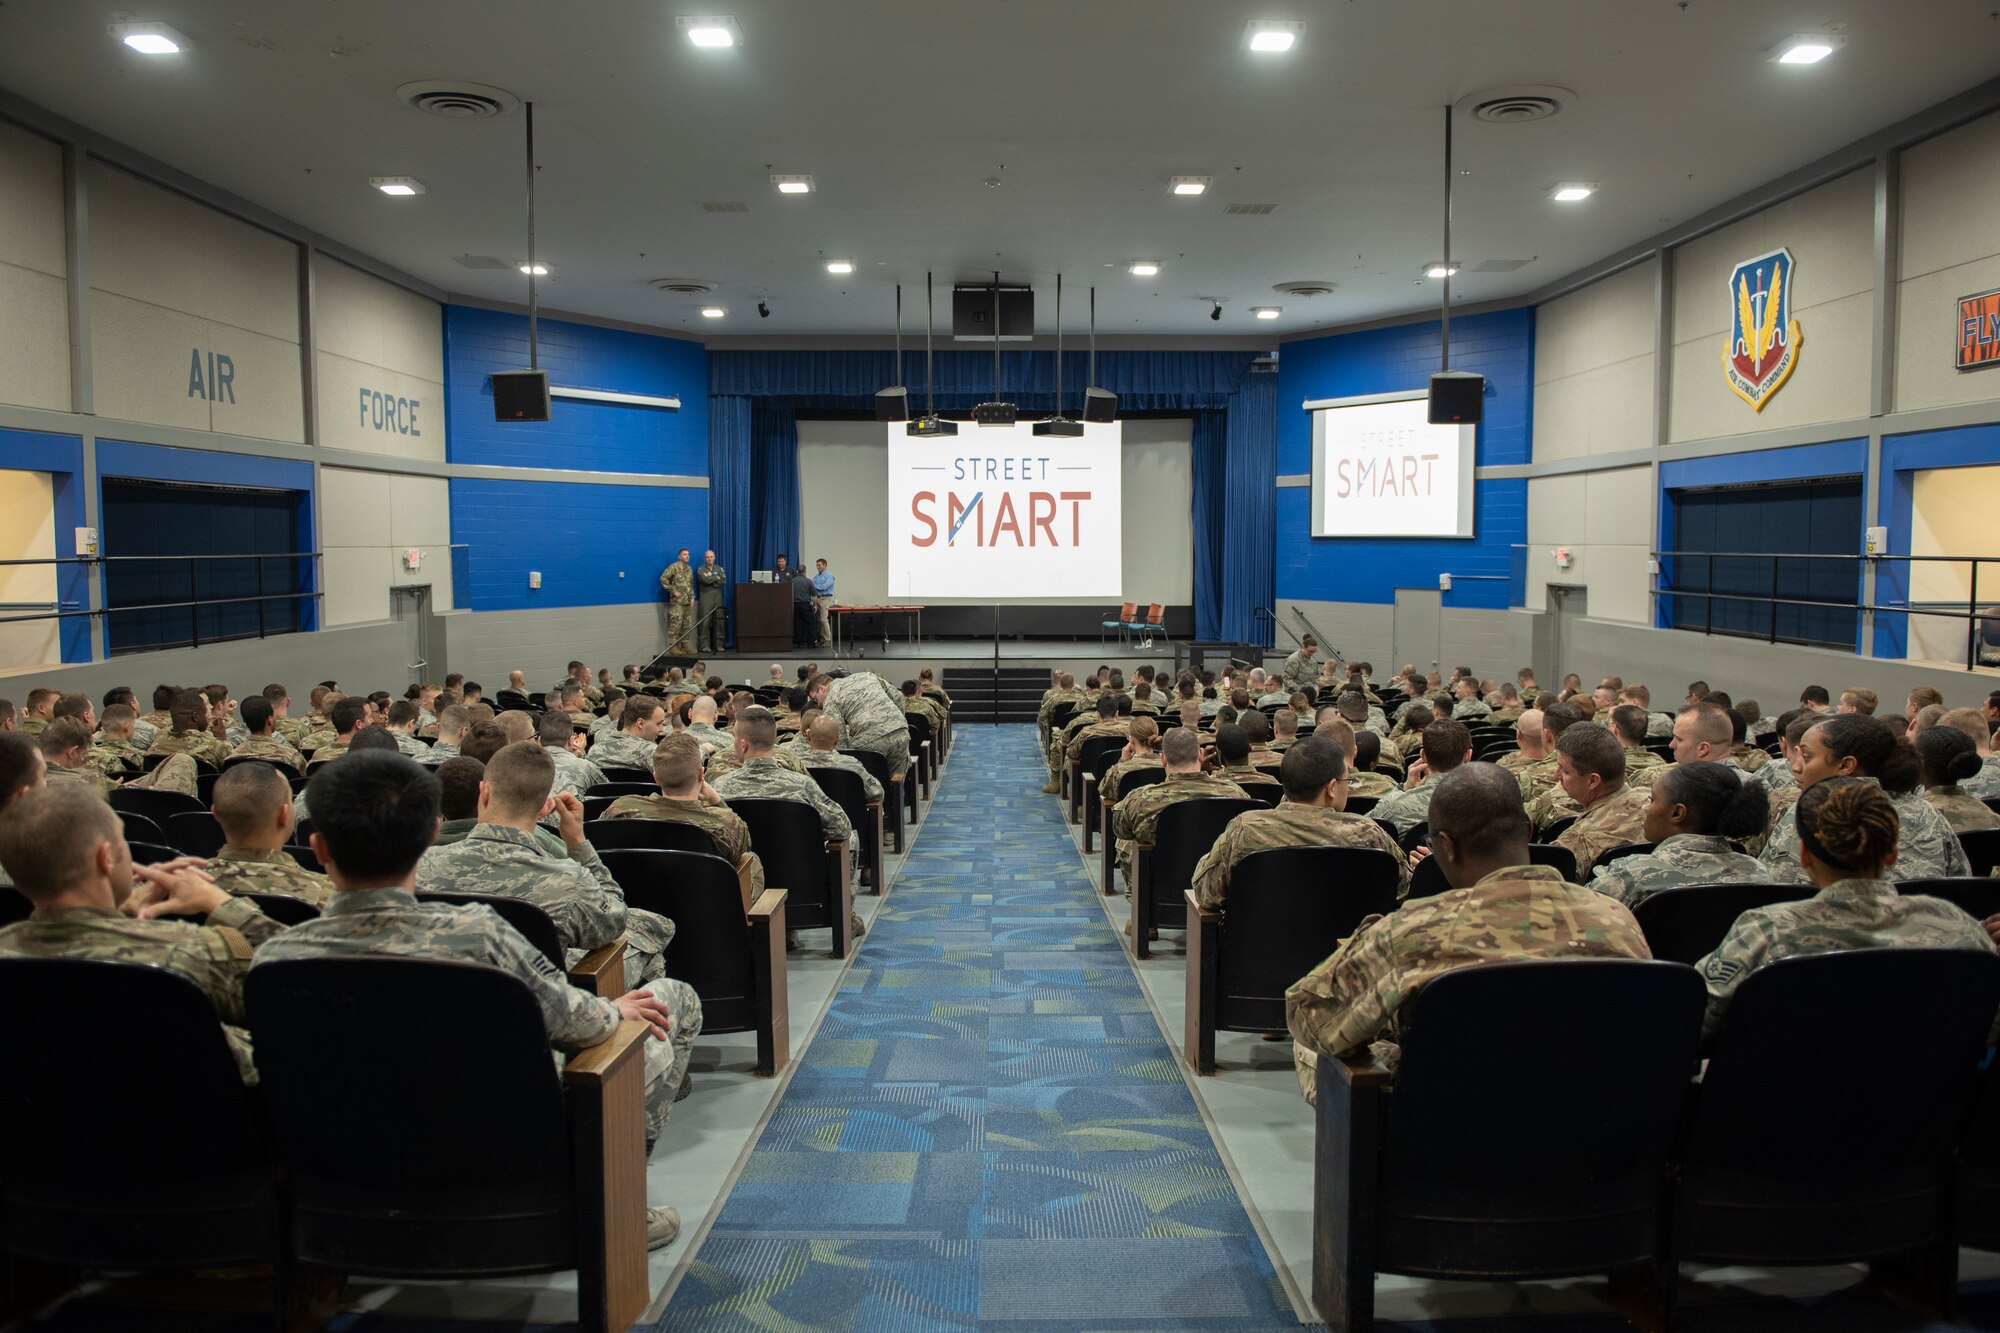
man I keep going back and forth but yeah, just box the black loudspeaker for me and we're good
[1427,371,1485,425]
[491,369,551,422]
[875,386,909,422]
[972,401,1019,427]
[1081,387,1117,423]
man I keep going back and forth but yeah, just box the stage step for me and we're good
[941,666,1047,723]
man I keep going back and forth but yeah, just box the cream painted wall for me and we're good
[87,162,303,443]
[1896,109,2000,413]
[0,468,60,669]
[1905,464,2000,662]
[1669,168,1873,443]
[318,466,453,625]
[1526,264,1658,623]
[313,255,445,462]
[0,120,70,413]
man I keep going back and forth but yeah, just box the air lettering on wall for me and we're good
[1958,288,2000,372]
[187,348,235,402]
[1720,247,1801,412]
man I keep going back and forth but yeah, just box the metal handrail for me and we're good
[0,550,323,653]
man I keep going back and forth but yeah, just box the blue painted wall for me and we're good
[1876,421,2000,658]
[0,427,90,663]
[443,305,708,474]
[1274,308,1533,610]
[450,478,708,612]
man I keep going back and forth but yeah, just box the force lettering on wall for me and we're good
[358,388,422,437]
[187,348,236,402]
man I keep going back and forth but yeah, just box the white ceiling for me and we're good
[2,0,1998,339]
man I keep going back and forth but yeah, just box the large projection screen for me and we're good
[797,418,1192,606]
[1308,391,1476,539]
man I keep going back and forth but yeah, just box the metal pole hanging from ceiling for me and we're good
[525,100,539,371]
[1440,102,1452,373]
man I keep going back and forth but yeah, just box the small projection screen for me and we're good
[1308,390,1476,539]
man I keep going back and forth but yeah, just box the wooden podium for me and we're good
[734,582,793,652]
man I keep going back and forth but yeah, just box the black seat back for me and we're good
[1956,1044,2000,1250]
[905,711,932,755]
[809,766,871,837]
[841,747,892,791]
[1408,844,1579,899]
[0,887,27,924]
[583,816,721,856]
[1631,881,1812,965]
[1682,949,2000,1263]
[1342,794,1379,818]
[592,765,653,785]
[246,957,576,1276]
[726,797,835,929]
[1148,798,1262,917]
[1901,876,2000,922]
[1959,828,2000,876]
[1593,840,1656,870]
[1241,782,1285,808]
[0,957,277,1268]
[1219,846,1401,1031]
[1381,959,1705,1276]
[1078,734,1124,783]
[414,891,566,970]
[1116,766,1167,800]
[584,781,656,799]
[600,848,756,1031]
[108,786,205,822]
[166,810,227,858]
[118,817,168,849]
[239,892,322,925]
[222,755,302,781]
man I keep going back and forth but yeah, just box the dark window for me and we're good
[1666,477,1862,649]
[101,479,310,655]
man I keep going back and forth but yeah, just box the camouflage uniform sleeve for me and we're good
[1366,822,1414,898]
[1695,908,1779,1041]
[1756,805,1811,883]
[1586,860,1640,906]
[807,782,852,841]
[166,920,261,1026]
[1285,911,1398,1058]
[481,910,622,1050]
[1189,821,1241,911]
[206,894,288,949]
[858,764,884,804]
[546,851,628,950]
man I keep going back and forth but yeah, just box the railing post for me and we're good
[1704,554,1713,636]
[1770,556,1780,644]
[1969,558,1980,672]
[256,557,266,640]
[188,558,200,650]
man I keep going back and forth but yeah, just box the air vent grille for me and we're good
[1225,203,1278,215]
[397,80,519,120]
[1472,258,1534,273]
[1460,84,1575,125]
[699,201,750,213]
[649,277,719,294]
[1273,280,1336,298]
[452,255,512,270]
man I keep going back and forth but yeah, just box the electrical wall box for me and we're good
[1864,526,1888,556]
[403,548,422,571]
[74,527,98,556]
[528,571,542,589]
[1438,573,1453,592]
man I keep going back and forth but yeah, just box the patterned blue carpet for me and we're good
[651,723,1301,1331]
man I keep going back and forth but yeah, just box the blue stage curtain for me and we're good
[707,396,754,638]
[1221,369,1278,646]
[1190,410,1228,642]
[710,349,1257,411]
[750,404,801,570]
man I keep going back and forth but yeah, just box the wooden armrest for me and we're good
[1184,889,1220,926]
[562,1018,648,1085]
[1335,1050,1396,1088]
[748,890,789,1076]
[734,854,757,914]
[568,941,626,999]
[748,888,787,920]
[866,797,883,809]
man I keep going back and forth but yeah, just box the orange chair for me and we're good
[1136,603,1166,647]
[1101,601,1137,645]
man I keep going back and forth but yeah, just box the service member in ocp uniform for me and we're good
[695,549,727,654]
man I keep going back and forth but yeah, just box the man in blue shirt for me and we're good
[812,558,836,648]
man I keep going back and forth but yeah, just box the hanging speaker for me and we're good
[491,369,551,422]
[1081,387,1117,423]
[875,386,909,422]
[1427,371,1484,425]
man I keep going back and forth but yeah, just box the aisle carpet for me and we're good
[652,723,1301,1331]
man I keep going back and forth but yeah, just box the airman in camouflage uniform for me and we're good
[1729,742,1773,775]
[253,887,700,1148]
[1287,864,1649,1098]
[711,756,852,843]
[1371,771,1444,836]
[592,728,657,772]
[43,761,113,798]
[601,791,767,897]
[1964,753,2000,800]
[796,736,884,804]
[1102,751,1161,803]
[149,724,230,767]
[1037,675,1090,753]
[206,844,333,908]
[1516,753,1561,804]
[708,744,810,780]
[1587,832,1773,908]
[1555,783,1650,878]
[1623,744,1666,788]
[1191,803,1409,910]
[816,672,912,781]
[1925,783,2000,833]
[87,735,146,779]
[232,734,305,771]
[543,740,607,806]
[1278,642,1319,693]
[1696,876,1994,1039]
[1112,769,1250,893]
[1758,780,1969,884]
[660,551,696,655]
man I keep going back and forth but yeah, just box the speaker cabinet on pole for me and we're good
[1427,371,1484,425]
[491,370,552,422]
[875,386,909,422]
[1081,387,1117,423]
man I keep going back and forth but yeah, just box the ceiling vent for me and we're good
[451,254,513,270]
[1460,84,1574,125]
[1273,280,1336,298]
[1472,258,1535,273]
[699,201,750,213]
[649,277,719,294]
[397,80,518,119]
[1225,203,1279,215]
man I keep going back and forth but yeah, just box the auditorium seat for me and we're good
[415,891,625,999]
[1100,766,1169,891]
[583,817,717,855]
[109,786,205,824]
[599,847,789,1077]
[1241,783,1285,808]
[1183,845,1402,1074]
[1130,797,1261,958]
[1312,959,1705,1333]
[125,839,181,866]
[1630,882,1815,965]
[1072,733,1127,827]
[1101,600,1136,645]
[1670,950,2000,1317]
[246,957,652,1333]
[809,765,883,893]
[725,797,853,959]
[117,810,168,846]
[1408,844,1578,899]
[1593,841,1656,870]
[592,765,653,785]
[165,810,226,858]
[906,713,936,802]
[585,781,656,799]
[1901,877,2000,921]
[1958,828,2000,876]
[842,748,903,853]
[240,892,323,925]
[1342,795,1380,818]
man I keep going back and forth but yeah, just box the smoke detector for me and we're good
[1458,84,1574,124]
[397,80,518,119]
[1273,280,1337,298]
[649,277,719,294]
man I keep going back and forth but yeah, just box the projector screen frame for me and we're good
[1305,388,1477,541]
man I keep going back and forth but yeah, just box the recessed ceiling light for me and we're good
[1171,175,1212,196]
[1423,263,1459,279]
[1129,261,1161,277]
[518,262,551,275]
[1251,306,1282,320]
[825,260,854,274]
[370,176,424,196]
[700,305,727,318]
[1768,32,1843,63]
[1550,182,1596,202]
[108,21,188,54]
[771,174,814,195]
[676,15,741,47]
[1243,20,1303,52]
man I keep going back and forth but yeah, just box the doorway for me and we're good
[389,584,436,687]
[1393,588,1442,677]
[1547,585,1588,682]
